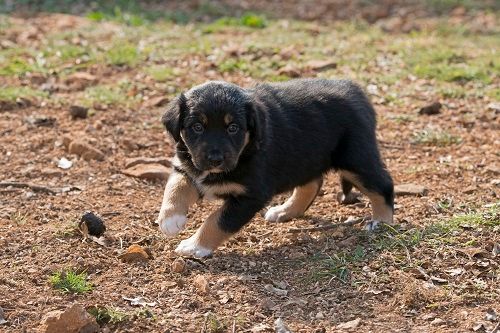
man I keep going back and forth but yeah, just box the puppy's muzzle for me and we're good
[206,149,224,168]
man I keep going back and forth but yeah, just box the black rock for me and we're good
[419,102,442,115]
[69,105,89,119]
[80,211,106,237]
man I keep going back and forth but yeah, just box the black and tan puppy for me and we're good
[157,79,394,257]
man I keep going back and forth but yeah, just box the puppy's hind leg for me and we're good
[265,177,323,222]
[337,176,361,205]
[339,169,394,231]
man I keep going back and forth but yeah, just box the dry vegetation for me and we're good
[0,1,499,332]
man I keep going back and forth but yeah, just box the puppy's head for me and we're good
[162,81,262,173]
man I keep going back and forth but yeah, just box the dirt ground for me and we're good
[0,1,499,332]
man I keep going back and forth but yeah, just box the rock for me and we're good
[394,184,428,196]
[119,244,151,263]
[278,64,301,78]
[193,274,209,294]
[24,116,56,127]
[125,157,171,169]
[79,212,106,237]
[69,105,89,119]
[122,296,157,307]
[337,318,361,329]
[143,96,169,108]
[337,191,362,205]
[57,157,73,170]
[68,140,105,161]
[419,102,442,115]
[170,257,186,273]
[122,163,170,180]
[306,59,337,71]
[39,304,99,333]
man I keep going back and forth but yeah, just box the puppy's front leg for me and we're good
[175,196,266,258]
[157,171,199,237]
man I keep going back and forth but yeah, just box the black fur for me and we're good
[163,79,394,234]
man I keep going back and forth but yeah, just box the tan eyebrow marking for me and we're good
[224,114,233,125]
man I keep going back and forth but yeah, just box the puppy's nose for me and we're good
[207,150,224,167]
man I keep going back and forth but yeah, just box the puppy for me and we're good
[157,79,394,258]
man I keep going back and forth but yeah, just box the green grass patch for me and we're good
[81,85,126,107]
[49,269,93,294]
[412,129,462,146]
[87,306,129,324]
[105,42,141,67]
[144,65,175,82]
[0,54,43,76]
[206,313,225,333]
[203,13,267,33]
[0,86,47,102]
[309,246,366,283]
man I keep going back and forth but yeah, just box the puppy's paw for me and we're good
[159,214,187,237]
[364,219,380,232]
[264,205,294,222]
[175,236,213,258]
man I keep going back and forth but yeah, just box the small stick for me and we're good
[491,322,500,333]
[232,319,236,333]
[0,181,58,194]
[287,216,369,233]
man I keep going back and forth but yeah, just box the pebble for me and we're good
[39,304,99,333]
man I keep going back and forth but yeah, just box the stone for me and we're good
[336,318,361,329]
[394,184,428,196]
[68,140,105,161]
[39,304,99,333]
[119,244,151,263]
[122,163,170,180]
[170,257,186,273]
[125,157,171,169]
[193,274,209,294]
[419,102,442,115]
[69,105,89,119]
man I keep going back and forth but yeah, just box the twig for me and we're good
[0,181,58,194]
[232,319,236,333]
[287,216,370,233]
[491,322,500,333]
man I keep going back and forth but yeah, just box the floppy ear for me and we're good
[162,93,187,142]
[246,99,265,151]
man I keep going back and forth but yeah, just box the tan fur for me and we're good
[202,182,246,200]
[339,170,393,223]
[157,172,199,221]
[188,208,230,250]
[266,177,322,221]
[224,113,233,125]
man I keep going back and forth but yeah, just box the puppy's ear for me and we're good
[245,99,265,151]
[162,93,187,142]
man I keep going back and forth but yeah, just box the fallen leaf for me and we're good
[122,296,157,307]
[430,275,448,284]
[337,318,361,329]
[458,247,489,259]
[492,243,500,257]
[275,318,292,333]
[445,268,464,276]
[0,306,7,325]
[264,284,287,296]
[118,244,151,263]
[486,308,497,321]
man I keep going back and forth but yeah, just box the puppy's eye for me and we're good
[192,123,204,134]
[227,123,239,134]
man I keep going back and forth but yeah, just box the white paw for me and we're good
[175,236,213,258]
[264,205,291,222]
[364,219,380,232]
[159,214,187,237]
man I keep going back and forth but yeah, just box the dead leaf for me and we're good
[492,243,500,257]
[0,306,7,325]
[430,275,448,284]
[337,318,361,329]
[275,318,292,333]
[118,244,151,263]
[193,274,209,294]
[122,296,157,307]
[486,308,497,321]
[445,268,464,276]
[264,284,287,296]
[458,247,489,259]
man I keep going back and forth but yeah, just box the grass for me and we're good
[49,269,93,294]
[205,313,225,333]
[203,13,267,33]
[309,246,366,283]
[412,129,462,146]
[144,65,176,82]
[0,86,48,102]
[105,42,141,67]
[80,84,127,107]
[87,306,129,324]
